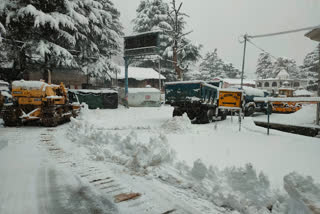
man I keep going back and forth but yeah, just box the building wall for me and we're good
[255,79,308,93]
[26,69,87,89]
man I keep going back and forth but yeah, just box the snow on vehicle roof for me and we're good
[115,67,166,81]
[165,80,204,85]
[254,97,320,102]
[294,89,314,96]
[12,80,48,89]
[128,87,160,93]
[239,86,265,97]
[213,78,255,85]
[70,89,118,94]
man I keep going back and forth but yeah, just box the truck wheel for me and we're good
[173,108,183,117]
[245,106,254,116]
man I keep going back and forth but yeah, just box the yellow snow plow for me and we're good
[272,88,302,113]
[2,80,80,127]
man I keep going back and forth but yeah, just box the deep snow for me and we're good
[1,104,320,213]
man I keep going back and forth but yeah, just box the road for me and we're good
[0,127,117,214]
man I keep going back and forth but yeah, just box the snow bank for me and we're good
[160,113,191,133]
[284,172,320,214]
[68,118,175,173]
[173,161,287,214]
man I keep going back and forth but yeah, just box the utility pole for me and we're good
[170,0,183,81]
[240,35,248,89]
[317,44,320,125]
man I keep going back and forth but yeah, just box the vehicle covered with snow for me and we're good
[119,86,161,107]
[165,80,228,123]
[240,86,271,116]
[2,80,79,127]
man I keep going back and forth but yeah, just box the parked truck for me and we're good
[165,81,228,124]
[241,86,271,116]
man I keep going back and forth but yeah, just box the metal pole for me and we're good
[267,102,270,135]
[240,35,247,89]
[158,58,161,91]
[317,44,320,125]
[124,56,129,108]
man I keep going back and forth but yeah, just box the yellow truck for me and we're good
[2,80,80,127]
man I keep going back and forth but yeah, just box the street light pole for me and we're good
[240,35,248,89]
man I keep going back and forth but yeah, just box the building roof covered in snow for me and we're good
[114,66,166,81]
[276,69,290,80]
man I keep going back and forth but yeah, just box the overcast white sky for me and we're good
[114,0,320,78]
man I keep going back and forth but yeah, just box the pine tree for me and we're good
[301,44,319,80]
[132,0,201,81]
[196,49,240,81]
[255,53,273,79]
[0,0,123,80]
[272,57,299,79]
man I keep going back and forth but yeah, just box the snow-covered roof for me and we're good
[230,86,266,97]
[115,66,166,81]
[294,89,314,96]
[124,30,162,38]
[12,80,48,89]
[128,87,160,93]
[276,69,290,80]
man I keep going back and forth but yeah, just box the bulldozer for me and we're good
[2,80,80,127]
[272,88,302,113]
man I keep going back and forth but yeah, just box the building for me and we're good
[255,69,308,94]
[113,66,166,89]
[25,68,88,89]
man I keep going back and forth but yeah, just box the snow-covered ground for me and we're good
[1,104,320,213]
[255,104,319,128]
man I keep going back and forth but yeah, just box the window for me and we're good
[264,82,269,87]
[272,82,277,87]
[293,82,300,87]
[257,82,262,87]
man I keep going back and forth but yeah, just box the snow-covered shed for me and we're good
[113,66,166,89]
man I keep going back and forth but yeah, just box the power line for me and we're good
[246,39,278,60]
[248,24,320,39]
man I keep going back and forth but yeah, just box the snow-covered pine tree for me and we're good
[0,0,123,80]
[132,0,201,81]
[197,49,240,81]
[0,0,78,72]
[272,57,300,79]
[70,0,123,78]
[255,53,273,79]
[301,45,319,79]
[301,44,320,90]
